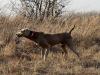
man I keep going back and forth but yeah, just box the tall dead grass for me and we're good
[0,12,100,75]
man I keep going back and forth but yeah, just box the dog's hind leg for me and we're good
[65,39,79,58]
[41,48,45,59]
[67,43,79,58]
[69,47,79,57]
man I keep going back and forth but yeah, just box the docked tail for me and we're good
[69,25,75,34]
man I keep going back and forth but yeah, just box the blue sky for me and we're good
[0,0,100,13]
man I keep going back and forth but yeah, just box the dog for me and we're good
[16,26,79,60]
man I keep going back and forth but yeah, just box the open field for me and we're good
[0,12,100,75]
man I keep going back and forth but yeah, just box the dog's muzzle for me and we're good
[16,32,23,37]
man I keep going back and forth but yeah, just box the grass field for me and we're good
[0,12,100,75]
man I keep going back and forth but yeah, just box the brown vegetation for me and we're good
[0,12,100,75]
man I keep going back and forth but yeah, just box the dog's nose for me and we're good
[16,33,19,36]
[16,32,22,37]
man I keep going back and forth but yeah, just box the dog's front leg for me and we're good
[41,48,45,59]
[41,48,49,61]
[44,48,49,61]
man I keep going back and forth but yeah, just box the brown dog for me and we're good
[16,26,79,60]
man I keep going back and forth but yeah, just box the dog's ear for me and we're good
[21,28,29,31]
[69,25,75,34]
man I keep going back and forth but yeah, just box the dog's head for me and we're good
[16,28,32,37]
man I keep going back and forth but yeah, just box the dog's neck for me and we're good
[25,31,40,41]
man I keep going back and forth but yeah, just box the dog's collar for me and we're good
[29,31,34,37]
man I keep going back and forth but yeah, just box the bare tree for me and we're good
[19,0,70,20]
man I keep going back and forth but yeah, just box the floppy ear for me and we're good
[69,25,75,34]
[21,28,29,31]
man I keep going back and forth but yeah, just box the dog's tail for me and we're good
[69,25,75,34]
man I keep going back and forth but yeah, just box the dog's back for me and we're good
[44,32,71,46]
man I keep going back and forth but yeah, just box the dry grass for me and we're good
[0,12,100,75]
